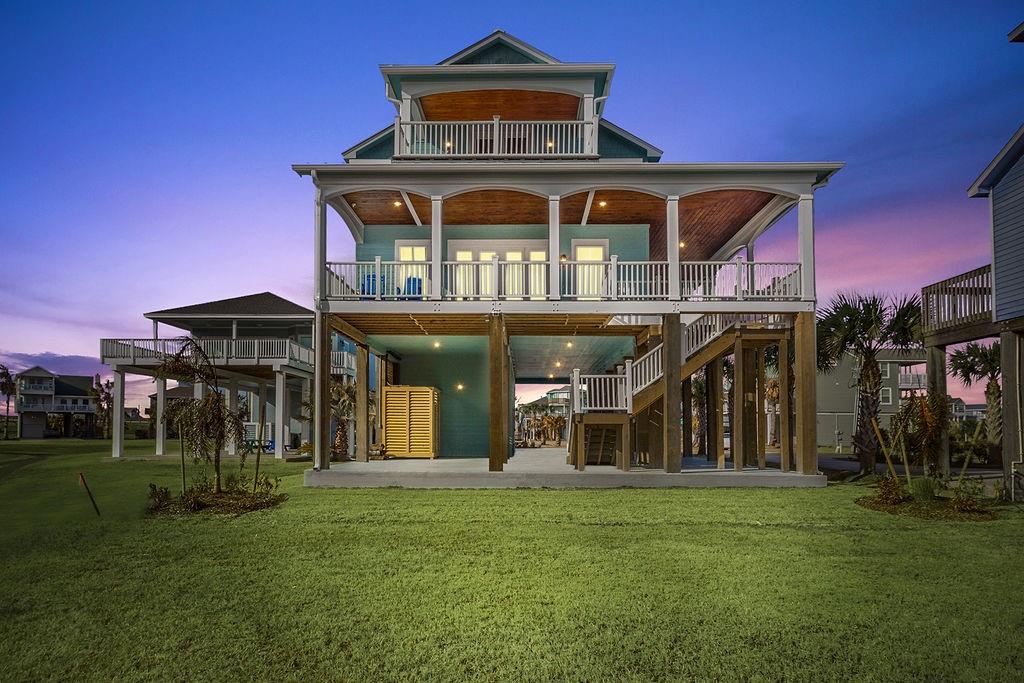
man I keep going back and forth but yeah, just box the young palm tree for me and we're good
[550,414,567,446]
[949,341,1001,453]
[157,338,244,494]
[331,379,357,458]
[691,371,707,455]
[0,364,15,439]
[817,293,922,475]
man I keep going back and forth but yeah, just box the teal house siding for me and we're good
[372,336,490,458]
[598,126,650,160]
[356,224,650,261]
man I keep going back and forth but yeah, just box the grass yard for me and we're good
[1,440,1023,681]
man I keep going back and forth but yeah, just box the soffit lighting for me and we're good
[432,340,441,349]
[555,361,562,368]
[456,383,464,391]
[598,200,607,207]
[679,241,686,249]
[566,341,573,348]
[548,373,554,379]
[393,201,402,207]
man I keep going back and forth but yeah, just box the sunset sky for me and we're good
[2,1,1022,407]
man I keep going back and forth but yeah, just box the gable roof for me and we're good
[439,30,560,65]
[1010,20,1024,43]
[145,292,312,320]
[968,123,1024,197]
[14,365,55,379]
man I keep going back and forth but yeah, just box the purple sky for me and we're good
[2,1,1022,407]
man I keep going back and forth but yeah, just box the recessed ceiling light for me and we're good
[598,200,607,207]
[456,383,464,391]
[679,241,686,248]
[548,373,554,379]
[566,341,573,348]
[555,361,562,368]
[393,201,402,207]
[433,340,441,349]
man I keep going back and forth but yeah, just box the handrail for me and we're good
[100,338,317,367]
[921,264,992,334]
[395,117,596,158]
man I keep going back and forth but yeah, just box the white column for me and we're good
[231,320,238,339]
[193,382,204,400]
[746,242,755,261]
[227,379,238,455]
[151,320,158,340]
[258,382,267,440]
[112,370,125,458]
[275,370,287,459]
[798,194,815,301]
[548,196,560,299]
[667,196,681,299]
[582,94,596,154]
[313,189,328,468]
[431,196,442,299]
[155,377,166,456]
[314,189,327,305]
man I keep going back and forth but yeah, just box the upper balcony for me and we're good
[921,264,995,344]
[393,116,597,160]
[100,338,354,376]
[18,378,54,394]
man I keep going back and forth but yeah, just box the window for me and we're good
[880,363,890,379]
[394,240,430,298]
[879,387,893,406]
[446,240,548,299]
[571,240,609,299]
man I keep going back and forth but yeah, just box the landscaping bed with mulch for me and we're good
[855,495,998,521]
[146,483,287,516]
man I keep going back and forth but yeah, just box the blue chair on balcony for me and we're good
[361,274,385,297]
[403,276,423,298]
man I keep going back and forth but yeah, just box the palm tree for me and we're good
[157,338,244,494]
[0,364,14,439]
[550,414,567,446]
[950,341,1001,455]
[331,379,357,459]
[88,375,114,439]
[691,370,707,455]
[817,293,922,474]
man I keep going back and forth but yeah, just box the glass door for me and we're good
[396,242,429,298]
[574,243,607,299]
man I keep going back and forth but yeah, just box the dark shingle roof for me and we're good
[145,292,312,318]
[54,376,93,397]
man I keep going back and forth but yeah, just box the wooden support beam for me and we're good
[329,315,368,346]
[619,419,631,471]
[663,314,682,473]
[355,344,369,462]
[710,359,725,469]
[926,344,949,477]
[575,419,586,471]
[756,348,766,470]
[794,311,817,474]
[682,377,693,459]
[732,339,746,471]
[488,314,507,472]
[779,338,792,472]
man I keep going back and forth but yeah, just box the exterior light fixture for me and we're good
[546,141,554,148]
[598,200,607,207]
[445,141,452,148]
[456,383,464,391]
[393,201,402,207]
[679,241,686,249]
[555,361,562,368]
[566,341,573,348]
[433,340,441,349]
[548,373,554,379]
[559,254,568,262]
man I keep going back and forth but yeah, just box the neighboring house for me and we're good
[293,30,840,476]
[100,292,356,459]
[816,350,927,450]
[14,366,96,439]
[545,386,571,416]
[921,23,1023,483]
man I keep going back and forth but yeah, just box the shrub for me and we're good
[952,476,987,513]
[146,484,172,512]
[909,476,942,504]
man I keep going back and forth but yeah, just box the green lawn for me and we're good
[1,440,1023,681]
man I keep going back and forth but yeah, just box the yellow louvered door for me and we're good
[381,386,439,458]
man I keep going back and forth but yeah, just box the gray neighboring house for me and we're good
[14,366,97,438]
[816,350,927,451]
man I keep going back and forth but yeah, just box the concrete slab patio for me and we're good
[304,448,828,488]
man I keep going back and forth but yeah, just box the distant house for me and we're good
[14,366,97,438]
[816,350,927,450]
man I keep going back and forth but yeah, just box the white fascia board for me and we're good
[599,119,664,158]
[438,31,561,65]
[342,124,393,160]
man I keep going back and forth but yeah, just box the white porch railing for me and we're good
[921,264,992,335]
[100,338,317,368]
[630,344,663,394]
[326,259,431,300]
[331,350,355,373]
[17,401,95,413]
[899,373,927,390]
[326,259,800,303]
[394,117,597,158]
[572,369,631,413]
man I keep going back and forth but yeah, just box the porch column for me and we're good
[663,313,682,472]
[667,196,681,300]
[779,338,793,472]
[313,314,331,469]
[112,369,125,458]
[226,379,239,456]
[154,377,166,456]
[152,320,159,340]
[794,311,818,474]
[431,196,443,299]
[548,197,560,300]
[732,339,746,471]
[797,194,815,301]
[756,348,767,469]
[355,344,369,462]
[1000,332,1021,487]
[926,345,949,477]
[488,314,507,472]
[274,370,287,459]
[193,382,204,400]
[314,188,327,304]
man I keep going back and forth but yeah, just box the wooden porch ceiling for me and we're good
[419,89,580,121]
[343,188,778,259]
[330,313,646,338]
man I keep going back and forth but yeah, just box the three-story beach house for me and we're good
[295,31,841,477]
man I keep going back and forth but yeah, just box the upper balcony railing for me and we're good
[18,380,54,393]
[921,265,993,336]
[393,116,597,159]
[325,258,801,303]
[899,373,927,390]
[100,338,316,369]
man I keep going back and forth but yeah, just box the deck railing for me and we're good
[100,338,318,368]
[394,117,597,158]
[326,260,431,300]
[899,373,927,390]
[573,370,631,413]
[630,344,663,394]
[921,265,993,335]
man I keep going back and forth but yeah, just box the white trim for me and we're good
[580,190,595,225]
[879,387,893,406]
[880,362,890,380]
[438,30,561,65]
[400,191,421,226]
